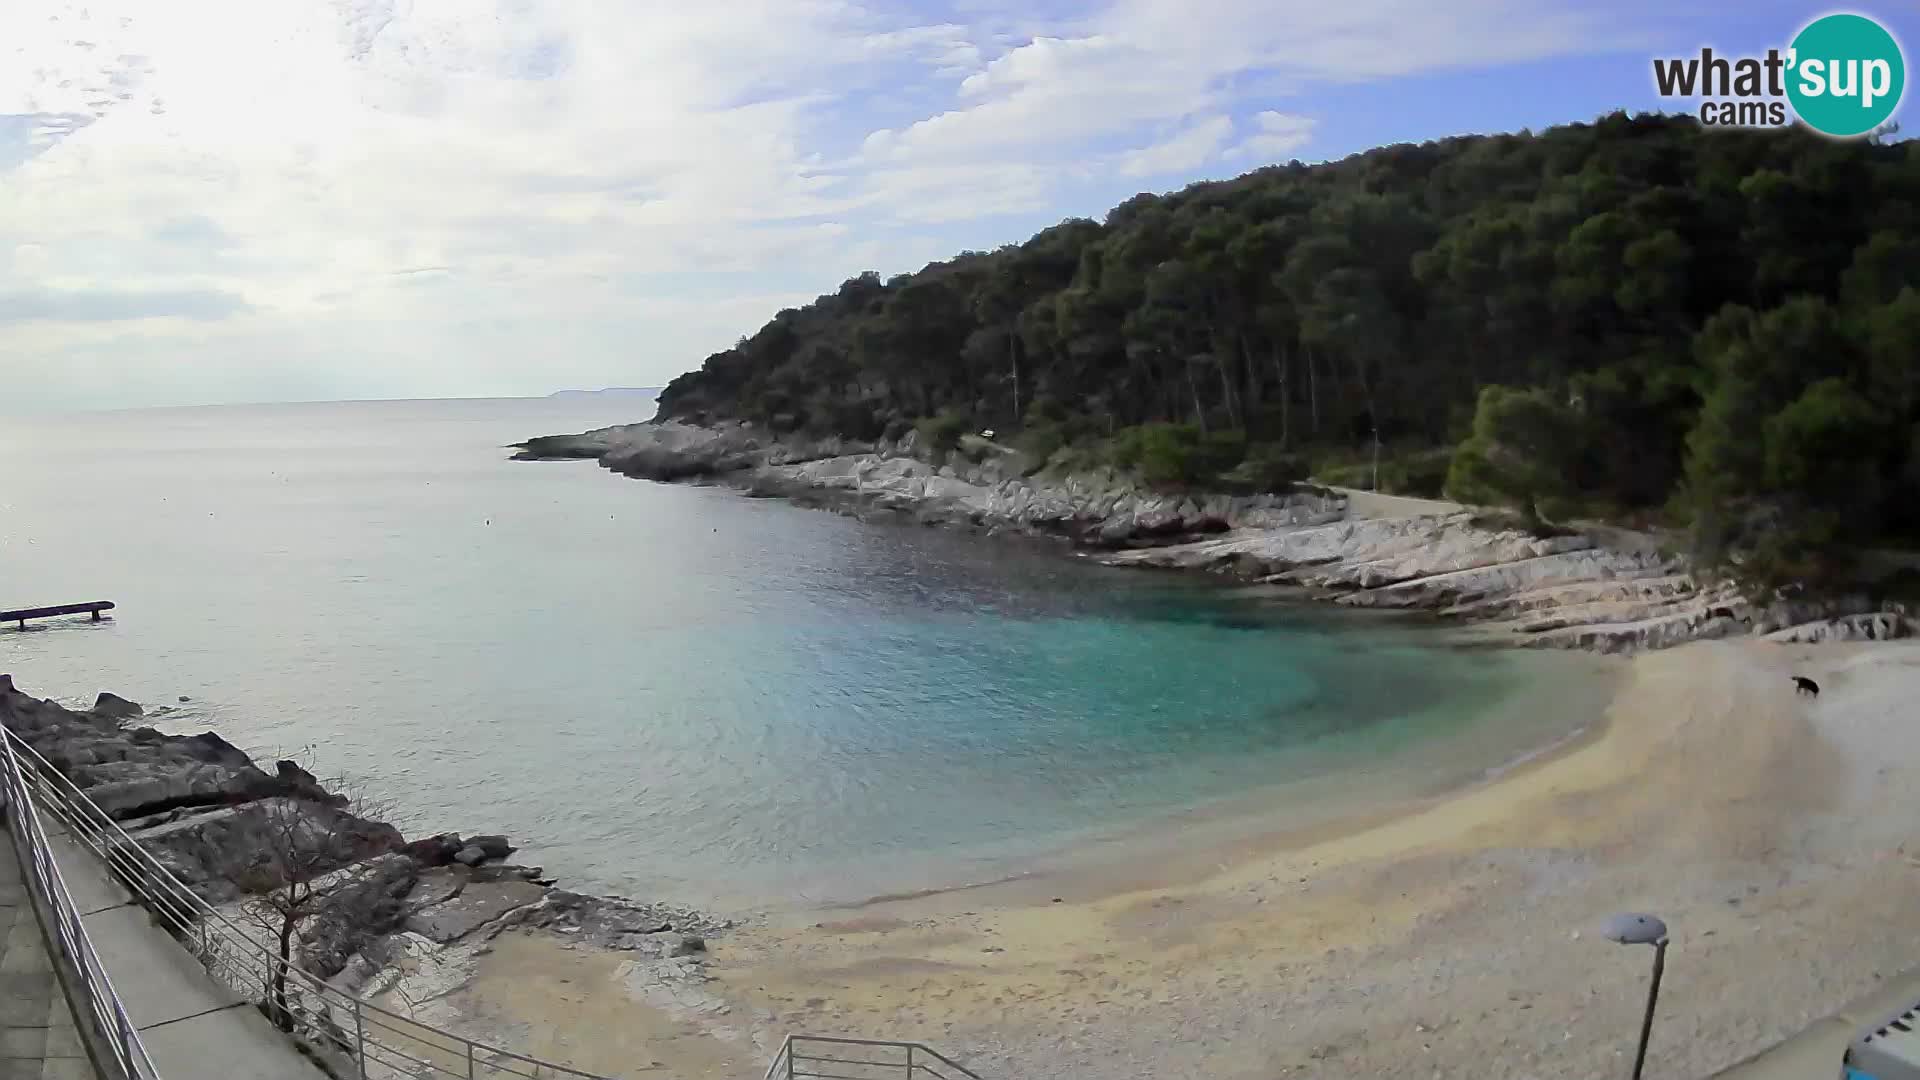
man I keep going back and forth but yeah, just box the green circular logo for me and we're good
[1787,13,1906,137]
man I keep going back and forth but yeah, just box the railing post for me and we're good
[467,1036,476,1079]
[353,997,368,1080]
[787,1039,797,1080]
[907,1043,915,1078]
[118,1003,137,1066]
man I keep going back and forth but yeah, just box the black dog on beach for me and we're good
[1793,675,1821,697]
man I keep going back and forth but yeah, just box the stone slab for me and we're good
[402,880,546,944]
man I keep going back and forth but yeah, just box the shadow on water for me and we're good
[1117,598,1275,633]
[1,618,117,635]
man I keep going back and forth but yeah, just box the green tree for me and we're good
[1446,386,1579,525]
[645,113,1920,584]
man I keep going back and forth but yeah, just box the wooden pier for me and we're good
[2,602,114,629]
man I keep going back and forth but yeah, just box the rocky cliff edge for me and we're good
[514,419,1916,654]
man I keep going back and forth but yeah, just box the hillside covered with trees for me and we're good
[655,112,1920,589]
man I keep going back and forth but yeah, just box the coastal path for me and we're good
[0,840,100,1079]
[1712,966,1920,1079]
[39,829,329,1078]
[2,725,325,1080]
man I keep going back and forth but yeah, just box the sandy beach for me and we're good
[419,638,1920,1079]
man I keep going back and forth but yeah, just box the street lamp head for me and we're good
[1601,912,1669,946]
[1604,913,1673,1080]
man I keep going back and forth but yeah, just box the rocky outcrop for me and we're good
[492,887,735,951]
[404,878,549,943]
[1105,513,1609,582]
[92,692,143,720]
[518,419,1344,549]
[119,798,404,903]
[512,421,868,480]
[1440,574,1704,621]
[1,682,361,823]
[507,428,626,461]
[514,420,1915,656]
[1102,511,1918,653]
[1764,611,1916,644]
[1095,512,1734,653]
[0,678,731,999]
[400,831,468,866]
[768,451,1341,545]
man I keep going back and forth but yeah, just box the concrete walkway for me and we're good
[1316,483,1463,520]
[0,842,96,1079]
[22,829,327,1080]
[1711,969,1920,1079]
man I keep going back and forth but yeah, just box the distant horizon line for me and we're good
[1,389,664,419]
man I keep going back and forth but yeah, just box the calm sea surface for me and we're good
[0,398,1611,909]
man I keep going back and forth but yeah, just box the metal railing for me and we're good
[0,726,162,1080]
[763,1036,982,1080]
[2,725,608,1080]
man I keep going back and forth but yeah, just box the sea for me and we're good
[0,397,1614,910]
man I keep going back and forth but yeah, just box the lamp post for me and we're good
[1601,912,1670,1080]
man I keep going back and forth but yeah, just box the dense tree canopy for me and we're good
[657,113,1920,581]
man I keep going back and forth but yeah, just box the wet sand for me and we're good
[441,640,1920,1079]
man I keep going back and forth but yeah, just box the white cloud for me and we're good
[0,0,1641,411]
[862,34,1216,163]
[1227,111,1318,162]
[857,0,1620,171]
[1120,115,1235,177]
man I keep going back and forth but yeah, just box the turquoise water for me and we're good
[0,398,1610,909]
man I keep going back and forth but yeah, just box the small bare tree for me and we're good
[221,787,401,1032]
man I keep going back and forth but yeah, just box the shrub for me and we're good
[1315,461,1373,488]
[1534,494,1582,526]
[814,400,886,442]
[1107,423,1247,488]
[1221,444,1308,493]
[1382,448,1453,497]
[1727,525,1853,602]
[1105,425,1152,469]
[1024,395,1068,426]
[1875,566,1920,608]
[1133,425,1193,487]
[1309,447,1458,496]
[1193,430,1249,476]
[915,410,971,453]
[1016,423,1066,466]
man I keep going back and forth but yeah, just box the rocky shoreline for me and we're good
[516,418,1916,654]
[0,674,733,1065]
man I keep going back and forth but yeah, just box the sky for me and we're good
[2,0,1914,413]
